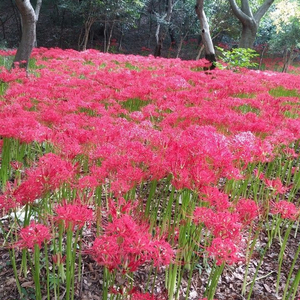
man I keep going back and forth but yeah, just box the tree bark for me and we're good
[79,16,95,51]
[228,0,274,48]
[154,0,174,57]
[13,0,42,69]
[195,0,216,69]
[282,46,295,73]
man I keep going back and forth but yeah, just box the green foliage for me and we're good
[216,46,259,70]
[269,16,300,52]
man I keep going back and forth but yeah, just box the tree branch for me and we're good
[228,0,252,25]
[35,0,42,22]
[254,0,275,23]
[241,0,253,18]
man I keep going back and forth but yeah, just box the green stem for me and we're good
[282,241,300,300]
[44,243,50,300]
[247,244,269,300]
[66,226,73,300]
[34,244,42,300]
[276,221,292,294]
[9,248,22,297]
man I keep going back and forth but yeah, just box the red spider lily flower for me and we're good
[0,182,18,213]
[235,198,259,226]
[194,208,241,241]
[108,197,138,220]
[54,201,94,230]
[52,253,66,264]
[193,207,215,226]
[13,153,75,205]
[91,214,173,272]
[264,177,288,195]
[14,221,51,250]
[271,200,300,221]
[206,237,239,266]
[253,169,265,180]
[130,291,157,300]
[200,186,230,211]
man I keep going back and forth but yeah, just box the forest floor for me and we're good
[1,215,299,300]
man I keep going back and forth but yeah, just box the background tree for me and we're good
[195,0,216,68]
[170,0,199,58]
[228,0,275,48]
[13,0,42,69]
[269,0,300,72]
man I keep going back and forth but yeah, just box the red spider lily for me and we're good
[0,182,18,213]
[194,208,241,241]
[235,198,259,226]
[200,186,230,212]
[130,291,157,300]
[108,197,139,220]
[54,201,94,230]
[264,177,289,195]
[109,288,158,299]
[13,153,75,205]
[14,221,51,250]
[206,237,240,266]
[91,214,173,272]
[271,200,300,221]
[253,169,265,180]
[231,131,273,164]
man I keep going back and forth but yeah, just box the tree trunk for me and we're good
[195,0,216,69]
[79,16,95,51]
[154,0,173,57]
[282,46,295,73]
[176,32,188,58]
[105,20,115,53]
[229,0,274,49]
[13,0,42,69]
[258,43,268,70]
[239,23,257,48]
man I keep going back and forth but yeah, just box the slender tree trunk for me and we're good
[13,0,42,69]
[282,46,295,73]
[196,44,204,60]
[195,0,216,69]
[154,0,174,57]
[105,20,115,53]
[259,43,268,70]
[176,32,188,58]
[154,23,162,57]
[118,25,124,52]
[103,19,107,53]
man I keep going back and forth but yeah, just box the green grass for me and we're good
[119,98,150,112]
[0,55,14,69]
[0,81,8,96]
[269,86,300,98]
[234,104,260,115]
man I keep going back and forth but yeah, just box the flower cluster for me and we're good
[1,47,300,299]
[14,221,51,250]
[91,214,173,272]
[54,201,94,230]
[206,237,240,266]
[271,200,300,220]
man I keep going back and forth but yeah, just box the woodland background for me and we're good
[0,0,299,64]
